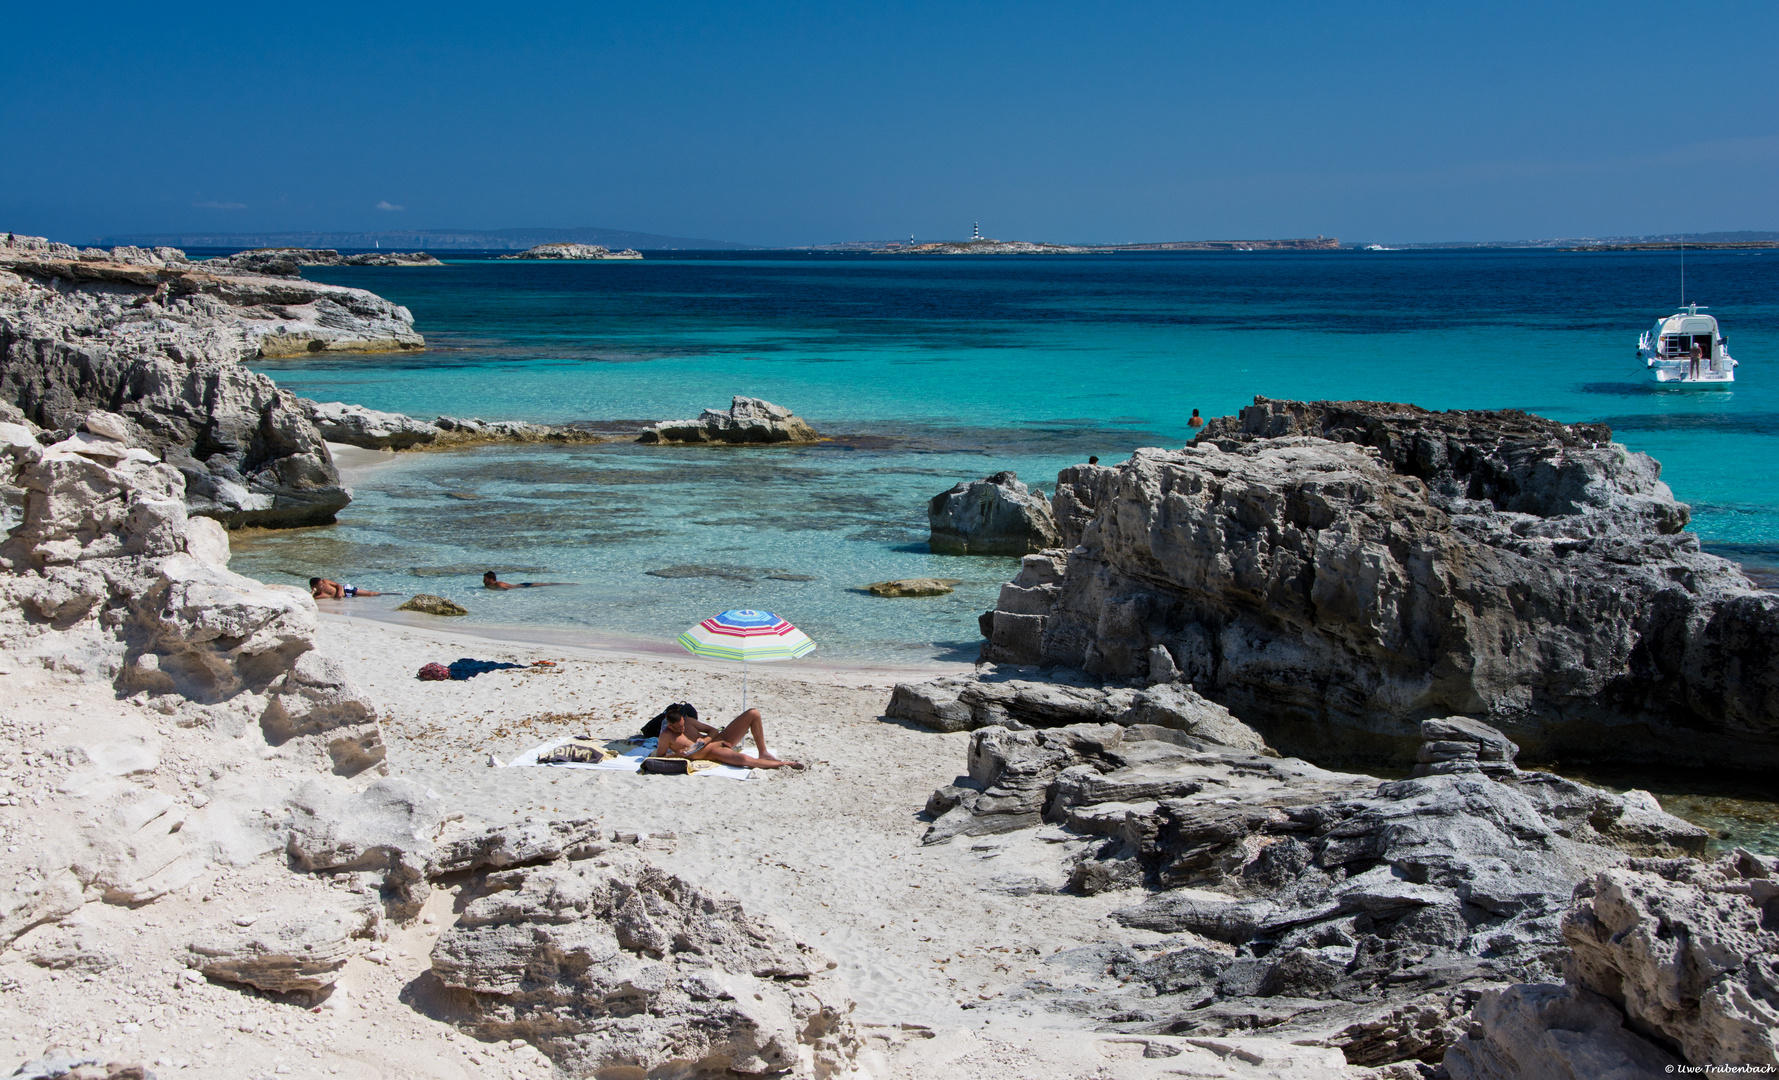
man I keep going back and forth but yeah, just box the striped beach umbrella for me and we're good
[677,609,816,710]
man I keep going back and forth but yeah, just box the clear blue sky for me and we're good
[4,1,1775,246]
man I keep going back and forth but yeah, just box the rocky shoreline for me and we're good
[1,234,1774,1076]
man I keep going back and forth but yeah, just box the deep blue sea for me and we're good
[236,249,1779,666]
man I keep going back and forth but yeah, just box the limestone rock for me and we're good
[185,906,371,995]
[0,239,430,526]
[866,577,960,597]
[637,395,819,444]
[430,816,603,874]
[887,666,1269,752]
[914,686,1710,1065]
[286,777,446,918]
[429,846,860,1078]
[397,594,468,616]
[1443,983,1682,1079]
[1561,852,1779,1067]
[980,397,1779,769]
[1411,717,1521,778]
[928,471,1061,555]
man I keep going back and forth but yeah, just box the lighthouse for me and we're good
[972,222,982,241]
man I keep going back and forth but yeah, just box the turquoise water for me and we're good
[236,250,1779,662]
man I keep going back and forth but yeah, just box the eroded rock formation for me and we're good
[431,846,861,1078]
[902,669,1712,1067]
[982,397,1779,768]
[1,236,426,526]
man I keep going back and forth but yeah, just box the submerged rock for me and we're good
[396,594,468,616]
[980,397,1779,770]
[928,470,1061,555]
[866,577,961,597]
[637,395,819,444]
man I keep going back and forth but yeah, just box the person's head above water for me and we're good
[483,571,498,582]
[309,577,321,589]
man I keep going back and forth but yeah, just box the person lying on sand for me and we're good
[653,704,804,770]
[310,577,382,599]
[483,571,571,590]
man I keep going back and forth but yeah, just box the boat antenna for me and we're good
[1680,238,1685,307]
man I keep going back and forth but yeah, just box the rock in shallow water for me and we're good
[928,470,1061,555]
[637,395,818,444]
[397,593,468,616]
[865,577,961,597]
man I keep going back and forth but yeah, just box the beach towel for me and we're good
[503,737,757,781]
[537,738,611,764]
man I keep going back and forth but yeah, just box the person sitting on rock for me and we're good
[310,577,381,599]
[652,704,803,770]
[483,571,569,590]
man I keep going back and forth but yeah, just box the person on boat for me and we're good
[652,704,804,770]
[1689,344,1704,380]
[310,578,382,599]
[483,571,569,590]
[1188,408,1204,428]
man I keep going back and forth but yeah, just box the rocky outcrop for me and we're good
[888,665,1270,752]
[0,404,388,983]
[980,397,1779,769]
[0,237,431,526]
[1443,849,1778,1075]
[184,905,374,997]
[912,693,1710,1067]
[1561,852,1779,1065]
[637,395,819,445]
[429,844,862,1078]
[300,399,606,451]
[200,249,441,276]
[928,471,1061,555]
[495,243,642,260]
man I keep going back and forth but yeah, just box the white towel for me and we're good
[504,737,757,781]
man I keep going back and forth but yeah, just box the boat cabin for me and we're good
[1650,312,1720,359]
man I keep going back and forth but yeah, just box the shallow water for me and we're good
[235,248,1779,663]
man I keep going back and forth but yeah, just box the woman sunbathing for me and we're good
[653,704,803,770]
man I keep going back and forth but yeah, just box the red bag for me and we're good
[417,662,451,681]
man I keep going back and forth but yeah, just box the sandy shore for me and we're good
[0,610,1358,1080]
[312,613,1165,1027]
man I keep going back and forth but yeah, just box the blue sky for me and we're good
[4,1,1775,246]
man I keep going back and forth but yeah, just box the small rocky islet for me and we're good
[1,235,1774,1076]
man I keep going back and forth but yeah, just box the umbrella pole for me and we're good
[742,660,749,712]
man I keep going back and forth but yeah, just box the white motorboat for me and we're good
[1639,303,1735,387]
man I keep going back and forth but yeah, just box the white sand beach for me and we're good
[1,610,1354,1079]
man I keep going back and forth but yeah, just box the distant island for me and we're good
[495,243,642,261]
[857,235,1342,254]
[100,225,750,251]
